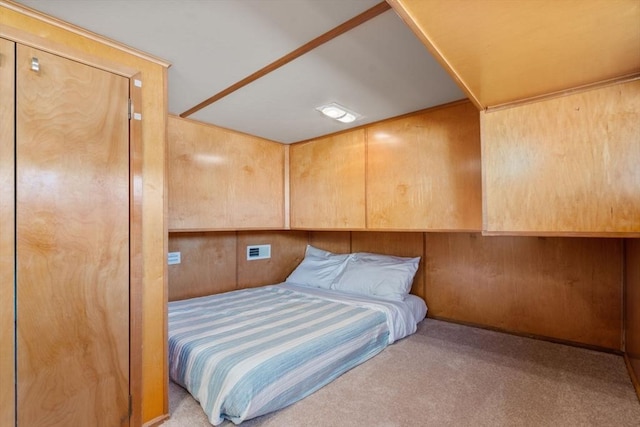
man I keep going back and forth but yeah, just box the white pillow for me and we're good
[285,245,351,289]
[331,252,420,301]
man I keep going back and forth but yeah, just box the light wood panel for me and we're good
[168,115,284,230]
[168,231,309,300]
[482,80,640,236]
[425,233,623,350]
[237,231,309,288]
[626,238,640,399]
[168,232,237,301]
[367,102,481,230]
[1,4,170,422]
[351,232,425,299]
[0,36,15,427]
[309,231,352,254]
[16,45,130,425]
[290,130,366,229]
[389,0,640,109]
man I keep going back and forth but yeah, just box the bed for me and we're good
[168,246,427,425]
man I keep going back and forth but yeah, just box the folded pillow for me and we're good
[331,252,420,301]
[285,245,351,289]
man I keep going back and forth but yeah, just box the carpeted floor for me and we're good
[162,319,640,426]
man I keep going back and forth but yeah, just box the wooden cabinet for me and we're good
[482,80,640,236]
[168,115,285,230]
[1,42,131,425]
[2,5,169,424]
[290,130,366,229]
[289,103,481,231]
[366,101,481,230]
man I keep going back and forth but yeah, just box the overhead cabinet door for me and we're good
[290,130,366,229]
[16,45,130,426]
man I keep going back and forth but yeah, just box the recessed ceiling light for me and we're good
[316,102,361,124]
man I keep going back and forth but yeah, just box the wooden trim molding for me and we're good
[385,0,481,109]
[129,72,144,427]
[624,354,640,403]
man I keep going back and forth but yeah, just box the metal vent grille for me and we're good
[246,244,271,260]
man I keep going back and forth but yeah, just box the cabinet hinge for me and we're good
[128,98,142,121]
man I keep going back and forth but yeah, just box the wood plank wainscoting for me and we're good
[168,231,623,352]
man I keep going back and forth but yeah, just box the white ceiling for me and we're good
[16,0,466,143]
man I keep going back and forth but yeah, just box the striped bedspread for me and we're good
[168,285,389,425]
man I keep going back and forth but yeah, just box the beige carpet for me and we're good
[162,319,640,426]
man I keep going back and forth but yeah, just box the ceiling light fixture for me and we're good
[316,102,361,124]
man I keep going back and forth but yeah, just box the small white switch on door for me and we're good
[168,252,181,265]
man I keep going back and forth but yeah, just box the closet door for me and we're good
[16,45,130,426]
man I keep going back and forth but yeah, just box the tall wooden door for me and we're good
[15,45,130,426]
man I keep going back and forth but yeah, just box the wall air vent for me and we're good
[246,244,271,260]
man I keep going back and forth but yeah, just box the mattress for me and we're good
[168,283,426,425]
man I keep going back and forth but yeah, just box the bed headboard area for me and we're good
[168,231,427,301]
[169,230,624,352]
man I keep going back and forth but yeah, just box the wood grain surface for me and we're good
[290,130,366,229]
[168,115,285,230]
[168,232,238,301]
[16,45,130,426]
[237,231,309,288]
[1,4,171,422]
[482,80,640,236]
[366,101,481,230]
[425,233,623,350]
[0,37,16,427]
[388,0,640,109]
[309,231,352,254]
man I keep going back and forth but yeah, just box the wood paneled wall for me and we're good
[425,234,623,350]
[366,101,481,231]
[168,232,238,300]
[168,231,307,301]
[625,238,640,398]
[290,130,366,229]
[168,115,285,231]
[290,101,482,232]
[170,231,622,350]
[236,231,308,288]
[482,80,640,236]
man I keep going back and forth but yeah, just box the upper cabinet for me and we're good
[482,80,640,236]
[367,101,481,231]
[168,116,285,230]
[389,0,640,110]
[290,130,366,229]
[289,102,482,231]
